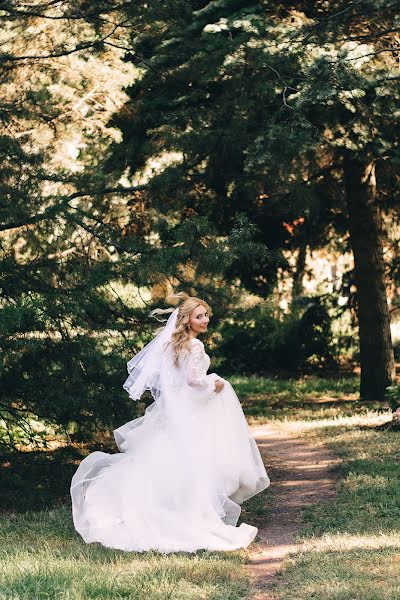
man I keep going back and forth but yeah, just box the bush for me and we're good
[214,298,338,375]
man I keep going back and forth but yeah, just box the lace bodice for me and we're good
[186,338,216,397]
[156,337,217,401]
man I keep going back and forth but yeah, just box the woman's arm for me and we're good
[186,342,221,396]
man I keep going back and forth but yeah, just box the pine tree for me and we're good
[0,2,272,443]
[109,0,399,401]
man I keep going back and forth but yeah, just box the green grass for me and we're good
[270,412,400,600]
[231,374,360,401]
[1,374,399,600]
[300,424,400,535]
[275,545,400,600]
[0,506,253,599]
[230,374,368,423]
[231,375,400,599]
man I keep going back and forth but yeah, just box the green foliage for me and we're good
[1,0,399,445]
[215,298,337,375]
[385,385,400,412]
[0,7,275,446]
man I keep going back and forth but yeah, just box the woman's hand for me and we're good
[214,379,224,394]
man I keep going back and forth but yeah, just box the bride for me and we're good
[70,293,270,553]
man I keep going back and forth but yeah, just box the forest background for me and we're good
[1,0,399,450]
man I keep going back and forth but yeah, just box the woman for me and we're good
[70,294,270,553]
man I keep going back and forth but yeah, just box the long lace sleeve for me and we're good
[186,341,216,397]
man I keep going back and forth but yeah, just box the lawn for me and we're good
[1,374,399,600]
[270,414,400,600]
[0,507,251,599]
[239,378,400,600]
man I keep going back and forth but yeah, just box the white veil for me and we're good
[122,307,179,402]
[115,306,180,450]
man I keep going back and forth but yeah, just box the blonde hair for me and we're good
[150,292,212,367]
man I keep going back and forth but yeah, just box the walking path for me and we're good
[246,423,340,598]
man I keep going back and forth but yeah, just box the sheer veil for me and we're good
[114,306,184,451]
[122,307,179,403]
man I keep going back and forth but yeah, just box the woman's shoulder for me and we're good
[190,337,204,349]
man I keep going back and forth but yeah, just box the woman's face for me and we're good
[189,304,210,335]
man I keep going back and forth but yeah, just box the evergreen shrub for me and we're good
[215,298,337,375]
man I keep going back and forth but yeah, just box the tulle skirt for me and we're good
[70,379,270,553]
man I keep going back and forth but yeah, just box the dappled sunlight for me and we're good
[0,0,398,593]
[290,462,333,472]
[275,410,391,433]
[13,438,70,453]
[300,532,400,553]
[280,545,400,600]
[0,504,251,600]
[279,477,334,488]
[345,472,393,490]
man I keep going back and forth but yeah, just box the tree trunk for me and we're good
[292,243,307,301]
[343,154,395,401]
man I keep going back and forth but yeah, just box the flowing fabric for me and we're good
[122,307,179,403]
[70,336,270,553]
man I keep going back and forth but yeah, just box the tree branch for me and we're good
[0,18,129,62]
[0,2,129,21]
[345,26,400,41]
[0,185,148,233]
[67,184,148,201]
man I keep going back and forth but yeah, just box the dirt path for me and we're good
[246,423,340,598]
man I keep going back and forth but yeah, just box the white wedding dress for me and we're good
[70,338,270,553]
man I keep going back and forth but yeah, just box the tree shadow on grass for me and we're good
[0,436,118,513]
[241,396,369,419]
